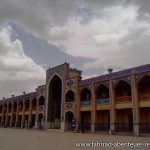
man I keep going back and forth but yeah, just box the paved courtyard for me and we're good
[0,128,150,150]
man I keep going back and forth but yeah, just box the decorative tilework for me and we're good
[81,101,92,106]
[96,99,110,105]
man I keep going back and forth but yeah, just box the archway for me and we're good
[39,96,45,105]
[66,90,74,102]
[138,75,150,133]
[65,111,74,131]
[38,113,44,129]
[12,102,17,127]
[138,75,150,101]
[48,75,62,129]
[115,80,132,102]
[95,84,109,99]
[80,88,91,101]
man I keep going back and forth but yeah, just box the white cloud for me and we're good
[0,25,45,98]
[47,5,150,70]
[0,0,150,84]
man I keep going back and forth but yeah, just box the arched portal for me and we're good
[66,90,74,102]
[39,96,45,105]
[95,84,109,99]
[38,113,44,129]
[65,111,74,131]
[48,75,62,129]
[80,88,91,101]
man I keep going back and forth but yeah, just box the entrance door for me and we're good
[65,111,74,131]
[48,75,62,129]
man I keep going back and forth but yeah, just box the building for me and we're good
[0,62,150,136]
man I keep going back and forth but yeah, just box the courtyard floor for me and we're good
[0,128,150,150]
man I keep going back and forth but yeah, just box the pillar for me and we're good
[131,71,139,136]
[5,103,9,126]
[91,83,96,133]
[75,85,81,132]
[15,102,19,127]
[28,98,32,128]
[109,79,116,134]
[1,104,4,126]
[35,98,38,129]
[21,101,25,128]
[10,102,14,127]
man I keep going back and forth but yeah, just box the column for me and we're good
[75,85,80,132]
[109,79,116,134]
[131,71,139,136]
[1,104,4,126]
[28,98,32,128]
[10,103,14,127]
[91,83,96,133]
[35,98,38,129]
[21,101,25,128]
[15,102,19,127]
[5,103,9,126]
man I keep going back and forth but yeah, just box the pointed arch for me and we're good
[95,84,109,99]
[138,75,150,100]
[39,96,45,105]
[65,90,75,102]
[115,80,131,97]
[114,80,132,102]
[8,103,12,113]
[47,74,62,129]
[80,88,91,101]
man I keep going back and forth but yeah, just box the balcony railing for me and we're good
[96,99,110,105]
[115,96,132,102]
[81,101,92,106]
[139,93,150,100]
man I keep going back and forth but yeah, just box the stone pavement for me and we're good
[0,128,149,150]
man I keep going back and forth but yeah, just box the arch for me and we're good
[39,96,45,105]
[114,80,131,97]
[48,74,62,129]
[13,102,17,112]
[38,113,44,122]
[138,75,150,100]
[18,101,23,112]
[0,104,2,113]
[32,98,37,109]
[25,99,30,111]
[37,113,44,129]
[3,103,7,113]
[80,88,91,101]
[95,84,109,99]
[65,90,75,102]
[65,111,74,131]
[8,103,12,113]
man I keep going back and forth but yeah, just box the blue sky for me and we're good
[0,0,150,98]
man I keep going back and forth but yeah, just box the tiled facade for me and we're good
[0,62,150,136]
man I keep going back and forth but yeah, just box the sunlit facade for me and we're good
[0,62,150,136]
